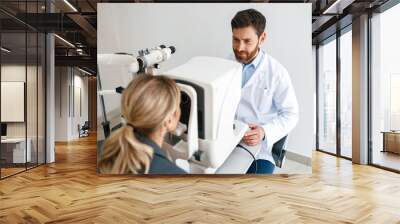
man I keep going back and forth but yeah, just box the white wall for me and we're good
[55,67,69,141]
[72,73,89,138]
[55,67,89,141]
[98,3,314,159]
[1,66,26,132]
[1,65,40,138]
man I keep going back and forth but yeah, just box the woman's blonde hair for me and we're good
[98,75,181,174]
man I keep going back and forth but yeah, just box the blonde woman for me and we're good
[98,75,186,174]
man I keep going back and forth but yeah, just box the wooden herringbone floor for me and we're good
[1,134,400,223]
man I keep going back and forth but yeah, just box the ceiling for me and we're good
[0,0,394,75]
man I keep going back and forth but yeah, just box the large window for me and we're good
[339,29,352,158]
[371,2,400,171]
[317,27,353,159]
[318,36,337,154]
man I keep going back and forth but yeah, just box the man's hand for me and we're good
[242,124,265,146]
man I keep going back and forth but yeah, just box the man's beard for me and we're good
[234,46,259,64]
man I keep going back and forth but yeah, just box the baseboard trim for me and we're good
[285,150,312,166]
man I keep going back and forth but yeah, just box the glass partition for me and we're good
[0,1,46,179]
[1,31,28,177]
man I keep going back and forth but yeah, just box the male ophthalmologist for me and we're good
[230,9,299,174]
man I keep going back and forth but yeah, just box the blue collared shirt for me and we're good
[241,49,265,87]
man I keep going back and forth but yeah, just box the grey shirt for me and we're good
[138,134,187,174]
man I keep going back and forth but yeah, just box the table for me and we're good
[382,131,400,154]
[1,138,32,164]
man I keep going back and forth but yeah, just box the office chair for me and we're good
[271,135,288,168]
[79,121,90,138]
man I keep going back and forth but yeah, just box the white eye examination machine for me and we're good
[162,56,249,174]
[98,49,258,174]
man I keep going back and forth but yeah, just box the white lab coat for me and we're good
[234,52,299,163]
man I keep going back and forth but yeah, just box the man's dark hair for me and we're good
[231,9,266,36]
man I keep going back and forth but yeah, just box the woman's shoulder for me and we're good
[137,134,187,174]
[149,154,187,174]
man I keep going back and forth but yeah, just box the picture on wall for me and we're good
[97,3,313,175]
[1,81,25,122]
